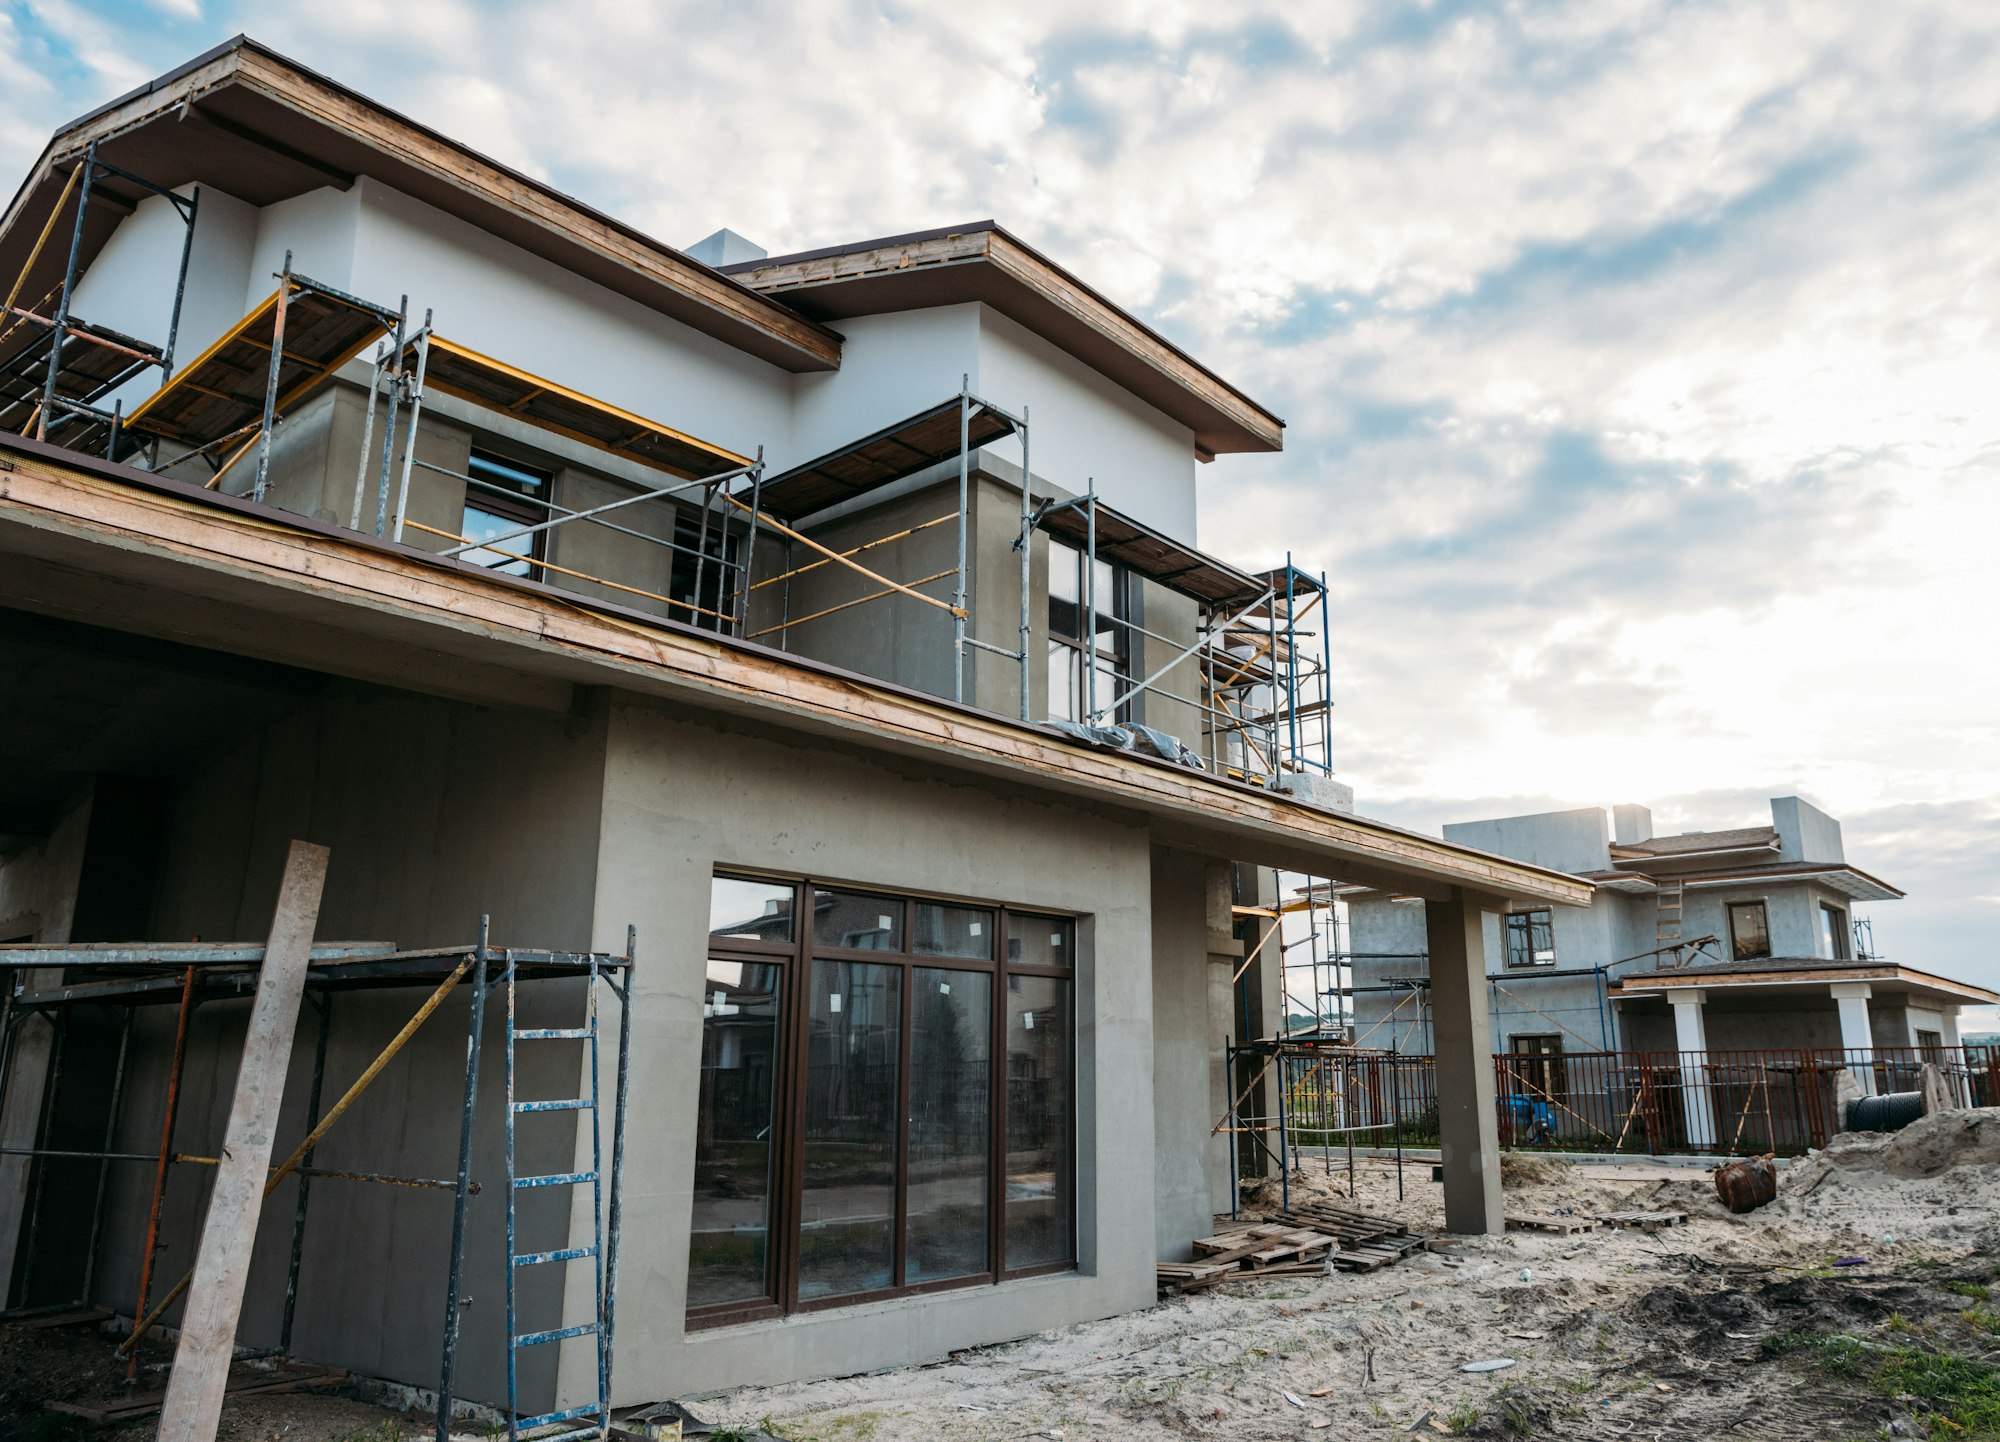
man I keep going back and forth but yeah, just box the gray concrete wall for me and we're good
[570,697,1161,1404]
[1149,847,1215,1260]
[84,684,609,1411]
[1443,808,1609,876]
[1773,796,1844,865]
[1348,896,1432,1052]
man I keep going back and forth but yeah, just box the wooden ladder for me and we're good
[1655,877,1685,955]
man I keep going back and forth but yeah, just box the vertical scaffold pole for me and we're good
[373,299,409,536]
[600,928,634,1427]
[128,966,195,1383]
[279,992,333,1357]
[38,143,97,443]
[1017,407,1032,720]
[349,343,385,532]
[390,313,433,543]
[161,186,201,379]
[734,452,765,639]
[251,252,294,503]
[436,919,490,1442]
[953,378,971,703]
[78,1007,134,1305]
[1084,485,1098,721]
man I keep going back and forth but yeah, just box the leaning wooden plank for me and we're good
[157,842,328,1442]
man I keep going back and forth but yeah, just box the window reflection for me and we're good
[800,959,900,1299]
[907,969,992,1282]
[813,890,902,951]
[1005,974,1071,1270]
[913,902,993,960]
[710,876,795,942]
[689,959,781,1309]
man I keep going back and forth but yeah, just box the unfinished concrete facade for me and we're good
[0,37,1590,1423]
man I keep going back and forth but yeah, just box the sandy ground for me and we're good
[7,1113,1996,1442]
[690,1114,2000,1442]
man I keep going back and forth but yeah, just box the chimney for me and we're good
[1612,804,1653,846]
[685,228,768,268]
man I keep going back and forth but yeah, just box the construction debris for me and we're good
[1277,1201,1430,1270]
[48,1364,348,1425]
[1714,1155,1779,1213]
[1158,1223,1338,1292]
[1504,1211,1599,1234]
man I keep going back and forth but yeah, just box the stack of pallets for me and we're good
[1275,1202,1429,1271]
[1157,1222,1339,1293]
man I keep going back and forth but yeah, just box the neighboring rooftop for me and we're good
[1609,825,1780,859]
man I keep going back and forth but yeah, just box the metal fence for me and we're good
[1268,1045,1999,1160]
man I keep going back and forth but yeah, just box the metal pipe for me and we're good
[251,252,293,502]
[16,1009,69,1307]
[349,343,385,531]
[436,917,489,1442]
[36,144,97,443]
[449,469,748,573]
[161,185,200,379]
[1083,487,1098,720]
[734,456,765,639]
[587,957,606,1434]
[1018,406,1032,719]
[374,300,409,536]
[78,1007,134,1304]
[440,461,756,561]
[280,992,333,1356]
[691,477,717,630]
[127,965,195,1381]
[954,381,971,703]
[601,928,634,1422]
[391,314,432,543]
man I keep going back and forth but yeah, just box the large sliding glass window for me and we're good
[694,876,1076,1326]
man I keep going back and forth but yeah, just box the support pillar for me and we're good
[1831,982,1876,1096]
[1668,989,1717,1149]
[1425,888,1504,1235]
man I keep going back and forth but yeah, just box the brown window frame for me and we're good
[1727,899,1771,961]
[691,876,1077,1330]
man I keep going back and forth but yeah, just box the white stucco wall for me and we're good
[784,304,983,470]
[977,309,1198,543]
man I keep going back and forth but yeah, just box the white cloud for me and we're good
[1,0,1995,981]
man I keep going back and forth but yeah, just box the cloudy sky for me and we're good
[4,2,1996,1015]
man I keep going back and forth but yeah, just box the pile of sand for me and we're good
[1790,1106,2000,1188]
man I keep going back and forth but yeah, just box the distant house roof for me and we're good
[723,222,1285,458]
[1612,957,1997,1005]
[1609,825,1779,861]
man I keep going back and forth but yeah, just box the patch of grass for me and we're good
[1444,1403,1481,1434]
[1950,1281,1994,1300]
[1968,1307,2000,1338]
[1777,1331,2000,1437]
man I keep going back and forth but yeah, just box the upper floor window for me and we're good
[1504,910,1555,968]
[1728,900,1771,961]
[1047,538,1128,723]
[461,449,551,578]
[1818,902,1850,961]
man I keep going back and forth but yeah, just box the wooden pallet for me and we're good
[1506,1212,1599,1235]
[1332,1234,1427,1272]
[3,1305,112,1330]
[47,1365,347,1423]
[1593,1210,1688,1233]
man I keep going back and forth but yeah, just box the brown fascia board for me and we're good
[0,36,841,374]
[0,432,1585,910]
[724,222,1286,458]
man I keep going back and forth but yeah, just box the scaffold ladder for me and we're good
[500,942,631,1442]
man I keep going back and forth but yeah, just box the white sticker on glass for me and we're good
[878,914,893,932]
[1051,932,1063,946]
[969,921,982,936]
[939,982,951,995]
[1024,1011,1035,1029]
[829,994,843,1013]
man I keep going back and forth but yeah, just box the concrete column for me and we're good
[1831,982,1876,1096]
[1941,1008,1968,1106]
[1425,888,1504,1235]
[1668,989,1718,1149]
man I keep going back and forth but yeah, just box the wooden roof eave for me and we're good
[0,37,843,376]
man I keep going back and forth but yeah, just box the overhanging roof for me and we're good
[0,36,841,375]
[412,336,751,480]
[725,222,1285,458]
[0,430,1590,911]
[1611,959,1997,1006]
[757,398,1017,520]
[1037,499,1267,611]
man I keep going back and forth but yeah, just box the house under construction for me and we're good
[0,36,1589,1432]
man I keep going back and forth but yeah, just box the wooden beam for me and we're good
[157,841,327,1442]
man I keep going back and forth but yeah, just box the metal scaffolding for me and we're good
[0,923,633,1439]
